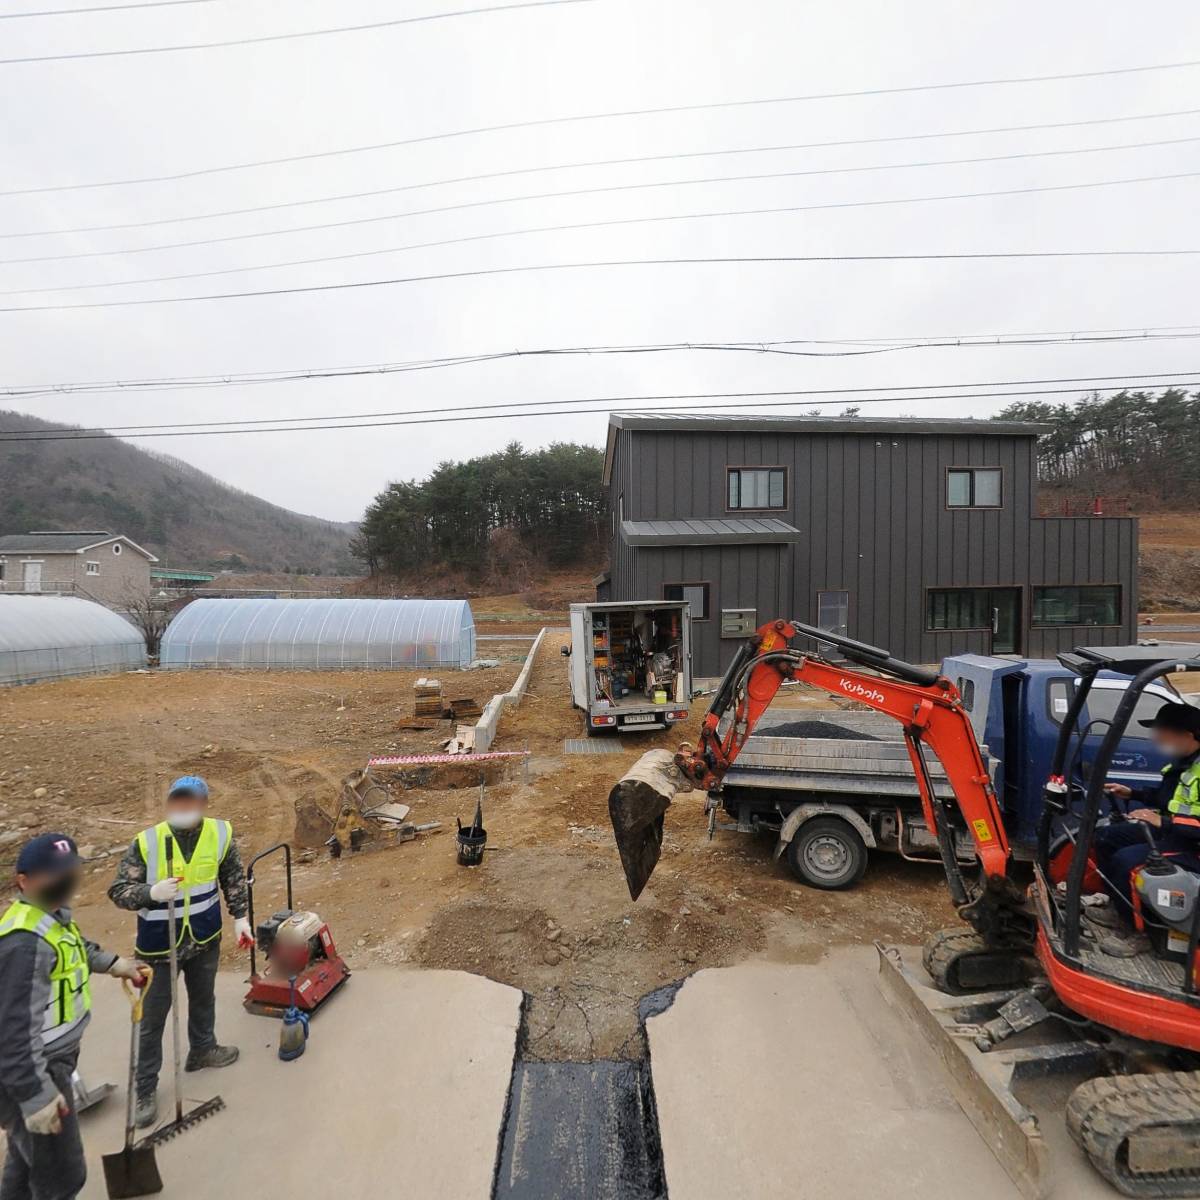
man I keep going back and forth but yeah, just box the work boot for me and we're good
[185,1044,239,1072]
[134,1091,158,1129]
[1082,901,1124,931]
[1099,932,1151,959]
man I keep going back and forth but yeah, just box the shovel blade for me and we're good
[608,749,693,901]
[102,1146,163,1199]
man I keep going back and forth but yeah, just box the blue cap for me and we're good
[168,775,209,800]
[16,833,81,876]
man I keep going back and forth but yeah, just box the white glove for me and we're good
[234,917,253,949]
[149,877,181,903]
[25,1095,67,1136]
[109,957,150,986]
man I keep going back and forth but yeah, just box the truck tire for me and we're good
[785,816,868,890]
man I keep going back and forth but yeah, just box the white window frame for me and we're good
[85,560,101,575]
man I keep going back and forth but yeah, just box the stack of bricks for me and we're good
[413,678,444,718]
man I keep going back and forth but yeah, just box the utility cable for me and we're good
[0,0,595,62]
[4,64,1200,193]
[3,375,1196,440]
[5,168,1199,296]
[8,134,1200,253]
[0,0,214,16]
[4,376,1195,444]
[5,251,1199,314]
[5,339,1199,399]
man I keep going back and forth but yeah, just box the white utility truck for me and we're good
[566,600,693,734]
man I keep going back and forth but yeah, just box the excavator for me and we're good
[608,618,1200,1198]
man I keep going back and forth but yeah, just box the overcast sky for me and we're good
[1,0,1198,521]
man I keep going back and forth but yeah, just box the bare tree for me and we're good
[122,589,175,660]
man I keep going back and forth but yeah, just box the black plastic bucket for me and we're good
[456,824,487,866]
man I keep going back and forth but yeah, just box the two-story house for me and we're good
[599,414,1137,678]
[0,530,157,610]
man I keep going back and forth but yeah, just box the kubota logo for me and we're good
[838,678,885,704]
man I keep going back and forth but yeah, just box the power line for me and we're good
[5,63,1200,194]
[4,377,1197,442]
[6,331,1200,399]
[0,0,594,62]
[6,168,1198,295]
[5,252,1199,314]
[0,0,214,17]
[9,134,1200,254]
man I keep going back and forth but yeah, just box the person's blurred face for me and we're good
[1152,728,1200,760]
[17,867,81,909]
[166,789,207,830]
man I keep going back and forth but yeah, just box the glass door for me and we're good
[987,588,1021,654]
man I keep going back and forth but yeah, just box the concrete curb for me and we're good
[474,626,547,752]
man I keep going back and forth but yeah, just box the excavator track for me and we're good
[1067,1070,1200,1197]
[922,927,1031,995]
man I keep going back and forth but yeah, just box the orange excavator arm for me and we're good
[610,619,1029,945]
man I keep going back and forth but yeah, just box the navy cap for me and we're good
[16,833,81,876]
[1139,702,1200,737]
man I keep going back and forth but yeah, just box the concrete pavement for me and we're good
[646,947,1116,1200]
[64,969,521,1199]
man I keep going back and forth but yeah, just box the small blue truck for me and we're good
[717,652,1184,889]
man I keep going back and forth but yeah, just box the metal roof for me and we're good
[0,531,158,560]
[608,413,1051,436]
[621,517,800,547]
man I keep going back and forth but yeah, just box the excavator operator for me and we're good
[1089,701,1200,956]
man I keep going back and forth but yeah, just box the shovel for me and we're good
[102,971,163,1199]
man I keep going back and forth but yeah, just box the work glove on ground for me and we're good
[109,957,150,985]
[149,877,181,903]
[25,1096,68,1136]
[234,917,253,949]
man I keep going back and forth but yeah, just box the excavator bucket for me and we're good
[608,749,694,900]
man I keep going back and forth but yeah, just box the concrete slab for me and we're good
[8,969,522,1200]
[646,948,1115,1199]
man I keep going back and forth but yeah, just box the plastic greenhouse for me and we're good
[0,596,148,686]
[160,597,476,671]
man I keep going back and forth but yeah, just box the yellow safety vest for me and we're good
[135,818,232,956]
[1167,759,1200,820]
[0,899,92,1046]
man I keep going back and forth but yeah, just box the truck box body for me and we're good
[568,600,692,733]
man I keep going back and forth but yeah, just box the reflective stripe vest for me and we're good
[1167,758,1200,820]
[0,900,92,1046]
[135,818,232,957]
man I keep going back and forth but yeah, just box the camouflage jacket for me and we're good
[107,822,249,960]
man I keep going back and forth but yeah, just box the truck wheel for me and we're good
[785,817,868,890]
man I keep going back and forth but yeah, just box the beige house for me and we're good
[0,531,157,609]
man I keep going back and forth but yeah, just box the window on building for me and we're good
[85,561,100,576]
[947,467,1002,508]
[1032,585,1120,627]
[664,582,710,620]
[927,588,991,630]
[112,543,122,556]
[728,467,786,510]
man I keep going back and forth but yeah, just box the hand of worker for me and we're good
[149,877,182,902]
[24,1095,68,1136]
[1130,808,1162,827]
[1104,783,1133,799]
[109,957,150,986]
[234,917,253,949]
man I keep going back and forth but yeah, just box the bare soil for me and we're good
[0,633,955,1061]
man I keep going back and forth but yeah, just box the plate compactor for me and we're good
[243,843,350,1017]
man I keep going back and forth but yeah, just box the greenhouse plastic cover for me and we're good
[0,595,147,686]
[160,597,476,671]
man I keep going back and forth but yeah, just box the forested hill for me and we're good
[995,388,1200,505]
[0,411,358,574]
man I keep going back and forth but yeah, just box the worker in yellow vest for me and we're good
[0,833,147,1200]
[107,776,251,1129]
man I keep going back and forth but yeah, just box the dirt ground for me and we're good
[0,632,956,1061]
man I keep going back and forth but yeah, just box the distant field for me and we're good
[1140,513,1200,549]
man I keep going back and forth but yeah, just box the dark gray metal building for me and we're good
[598,413,1137,678]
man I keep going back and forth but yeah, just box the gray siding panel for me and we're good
[604,426,1137,675]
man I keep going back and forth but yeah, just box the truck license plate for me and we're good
[624,714,658,724]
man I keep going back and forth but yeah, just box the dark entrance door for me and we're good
[988,588,1021,654]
